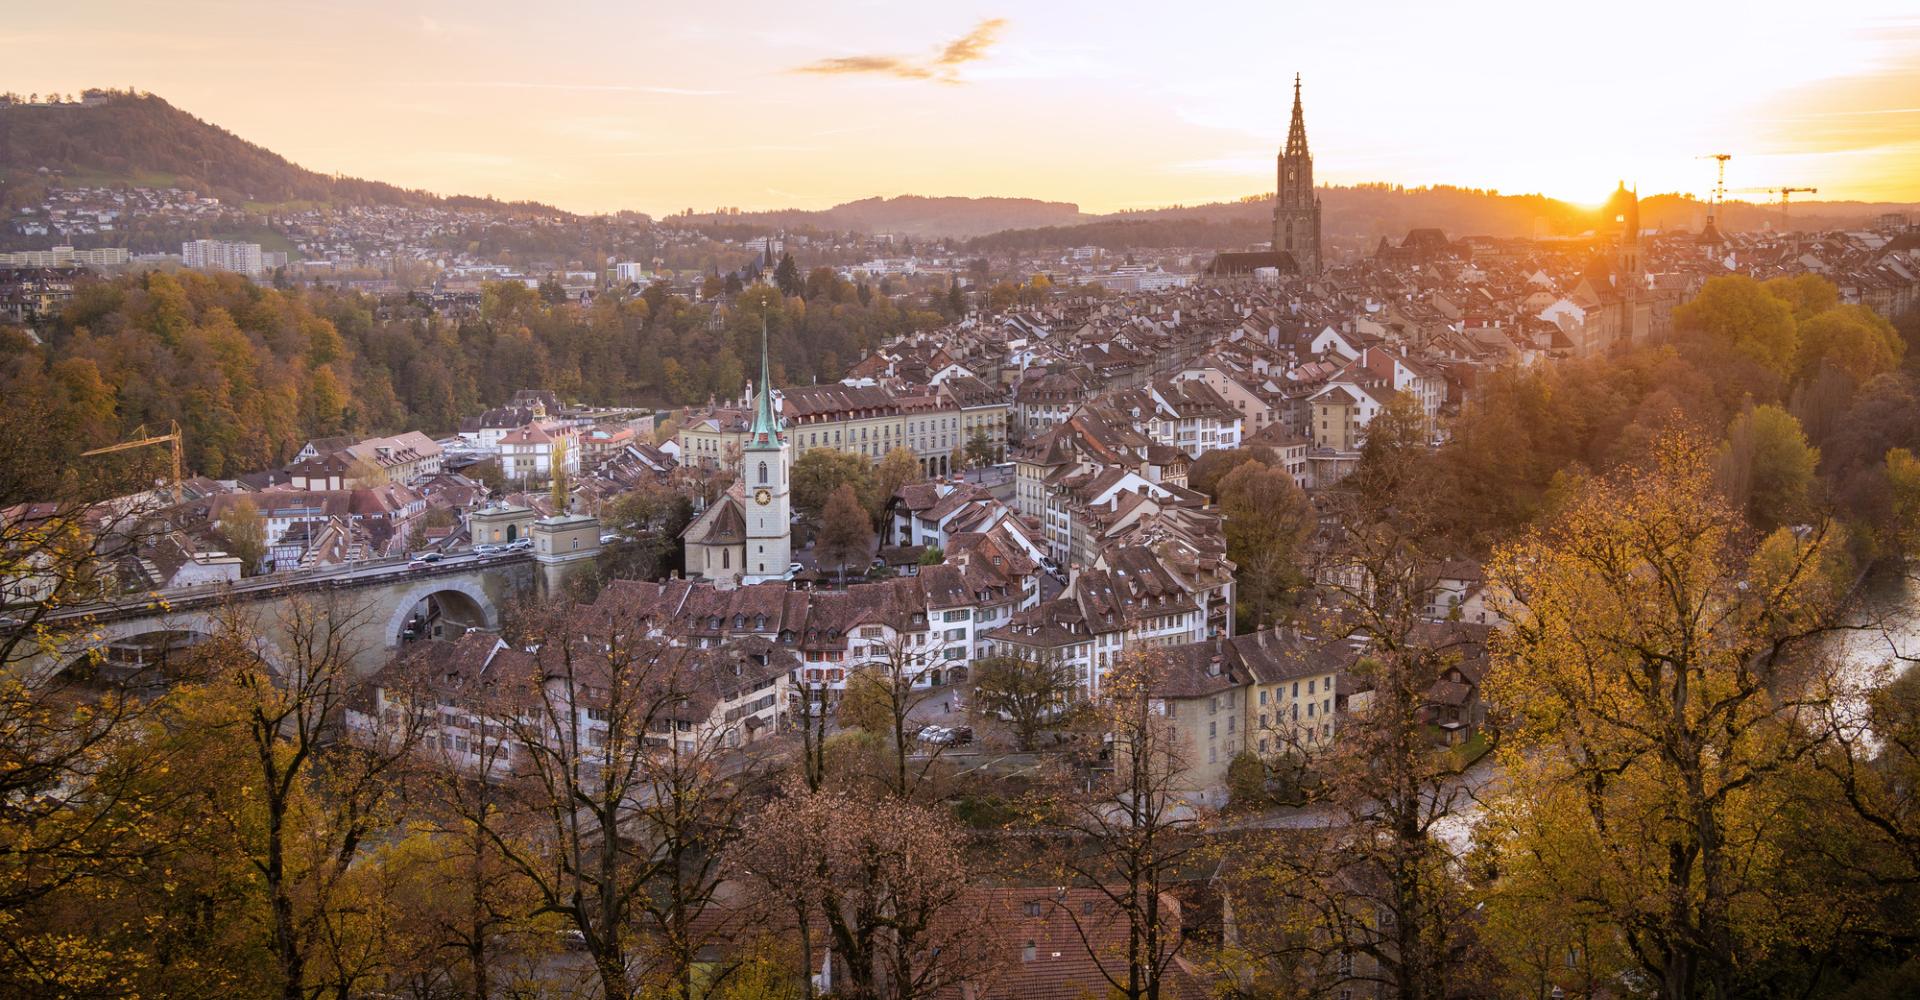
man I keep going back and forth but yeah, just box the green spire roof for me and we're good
[749,315,783,444]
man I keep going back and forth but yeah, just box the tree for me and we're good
[549,435,571,511]
[964,430,995,468]
[970,655,1077,750]
[1230,462,1488,1000]
[1217,461,1313,629]
[946,279,966,317]
[1484,433,1852,1000]
[730,788,1001,1000]
[474,606,763,1000]
[217,496,268,573]
[873,447,922,522]
[1797,304,1904,382]
[1187,446,1277,499]
[468,457,505,494]
[1041,651,1198,1000]
[1888,447,1920,557]
[839,624,945,799]
[817,484,873,582]
[1674,274,1800,380]
[193,598,428,1000]
[1719,403,1819,530]
[792,448,875,518]
[774,254,802,298]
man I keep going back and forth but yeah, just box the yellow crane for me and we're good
[80,421,184,504]
[1697,154,1731,226]
[1733,186,1819,232]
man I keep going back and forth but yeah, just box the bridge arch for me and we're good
[68,612,292,679]
[383,577,499,649]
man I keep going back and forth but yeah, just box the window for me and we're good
[1308,679,1316,695]
[1307,702,1315,718]
[1292,681,1299,697]
[1208,721,1216,738]
[757,461,768,484]
[1023,901,1041,917]
[1023,940,1036,962]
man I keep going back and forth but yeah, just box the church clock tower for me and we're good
[1274,74,1323,277]
[742,319,792,584]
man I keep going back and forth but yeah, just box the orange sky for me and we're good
[7,1,1919,215]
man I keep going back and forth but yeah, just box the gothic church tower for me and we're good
[1273,74,1323,277]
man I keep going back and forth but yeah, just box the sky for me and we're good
[7,1,1920,216]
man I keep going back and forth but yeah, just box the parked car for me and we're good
[474,543,502,556]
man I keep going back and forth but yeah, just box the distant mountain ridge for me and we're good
[4,90,1915,247]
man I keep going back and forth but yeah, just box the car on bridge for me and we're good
[407,553,443,569]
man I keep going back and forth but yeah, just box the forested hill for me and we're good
[0,269,946,478]
[0,91,558,212]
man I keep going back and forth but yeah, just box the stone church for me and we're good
[1204,74,1325,281]
[1272,74,1323,277]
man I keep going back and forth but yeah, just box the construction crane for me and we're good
[1697,153,1731,225]
[80,421,184,504]
[1733,186,1819,232]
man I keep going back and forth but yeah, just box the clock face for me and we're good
[754,488,772,505]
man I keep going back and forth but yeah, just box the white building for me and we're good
[182,239,263,276]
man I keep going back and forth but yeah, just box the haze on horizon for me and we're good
[8,0,1920,217]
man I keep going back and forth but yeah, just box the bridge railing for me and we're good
[17,550,534,628]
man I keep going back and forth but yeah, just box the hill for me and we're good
[680,195,1088,240]
[0,91,560,213]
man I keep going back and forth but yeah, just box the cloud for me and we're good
[793,18,1006,84]
[936,18,1007,67]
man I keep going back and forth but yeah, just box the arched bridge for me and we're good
[19,551,540,679]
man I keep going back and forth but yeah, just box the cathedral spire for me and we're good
[1286,73,1309,159]
[749,315,782,442]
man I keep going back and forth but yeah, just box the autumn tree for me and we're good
[970,654,1078,751]
[477,612,678,998]
[791,447,875,518]
[1217,460,1313,629]
[1484,433,1853,1000]
[817,483,873,582]
[191,598,429,1000]
[1674,274,1800,380]
[0,405,194,990]
[1037,651,1200,1000]
[1797,304,1904,382]
[839,623,947,799]
[1231,454,1487,1000]
[218,495,268,573]
[1187,446,1276,499]
[730,788,1001,1000]
[1718,403,1819,530]
[874,446,923,522]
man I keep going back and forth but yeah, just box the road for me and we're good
[27,548,533,626]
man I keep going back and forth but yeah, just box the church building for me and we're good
[682,324,794,587]
[1204,73,1325,281]
[1273,74,1323,277]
